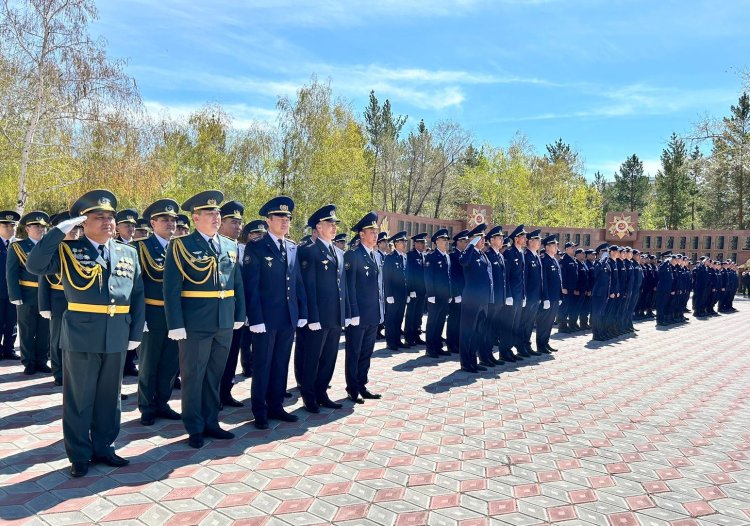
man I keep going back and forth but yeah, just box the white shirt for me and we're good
[154,233,169,249]
[197,230,220,252]
[437,248,450,269]
[86,236,109,262]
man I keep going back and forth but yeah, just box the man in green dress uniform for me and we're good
[27,189,145,478]
[7,211,51,375]
[135,199,182,426]
[162,190,245,449]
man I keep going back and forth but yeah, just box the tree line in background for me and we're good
[1,0,750,238]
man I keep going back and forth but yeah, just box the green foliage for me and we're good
[611,154,651,212]
[654,133,692,229]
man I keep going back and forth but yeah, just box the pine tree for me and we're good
[654,133,690,229]
[611,154,650,212]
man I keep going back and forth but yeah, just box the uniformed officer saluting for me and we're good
[343,212,383,403]
[135,198,182,426]
[27,189,145,478]
[298,204,349,413]
[163,190,246,449]
[8,210,51,375]
[244,196,307,429]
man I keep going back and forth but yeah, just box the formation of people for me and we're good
[0,190,743,478]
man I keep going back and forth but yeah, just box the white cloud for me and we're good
[143,100,278,129]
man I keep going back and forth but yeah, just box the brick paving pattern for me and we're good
[1,299,750,525]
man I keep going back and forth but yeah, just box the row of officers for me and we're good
[3,190,742,478]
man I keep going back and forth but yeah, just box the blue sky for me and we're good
[94,0,748,179]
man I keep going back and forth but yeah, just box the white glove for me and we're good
[350,316,360,326]
[11,299,22,306]
[40,310,51,319]
[168,328,187,340]
[454,296,462,304]
[308,322,322,331]
[345,318,351,327]
[127,340,140,350]
[233,321,244,330]
[543,300,550,310]
[297,318,307,328]
[406,297,411,304]
[56,215,87,234]
[409,291,416,298]
[249,323,266,333]
[522,299,527,308]
[427,297,436,304]
[143,321,149,333]
[386,297,394,304]
[559,300,563,305]
[505,297,513,306]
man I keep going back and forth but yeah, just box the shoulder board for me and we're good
[286,239,297,245]
[171,233,190,240]
[218,234,237,243]
[114,239,132,246]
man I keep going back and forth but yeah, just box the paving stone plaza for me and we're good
[1,300,749,526]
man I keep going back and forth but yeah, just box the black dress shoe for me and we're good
[502,354,517,362]
[221,397,244,408]
[478,360,495,368]
[489,356,503,365]
[92,452,129,467]
[2,352,20,360]
[36,364,52,373]
[254,419,269,430]
[173,377,181,390]
[123,367,139,377]
[140,414,156,426]
[437,350,451,356]
[538,348,551,354]
[268,410,299,422]
[360,389,381,400]
[398,343,411,349]
[318,398,343,409]
[204,427,235,439]
[415,337,426,345]
[546,344,558,353]
[348,392,365,404]
[461,366,479,373]
[156,407,181,420]
[121,393,128,400]
[475,365,488,372]
[188,434,204,448]
[528,350,542,356]
[303,401,320,413]
[426,352,441,358]
[242,369,253,378]
[53,378,63,386]
[386,345,399,351]
[23,366,35,375]
[284,391,293,398]
[517,352,531,358]
[70,461,89,478]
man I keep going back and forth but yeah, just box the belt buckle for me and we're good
[107,304,116,317]
[218,290,226,299]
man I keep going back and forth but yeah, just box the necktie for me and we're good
[4,240,8,248]
[329,243,336,260]
[279,238,287,265]
[98,244,108,266]
[209,238,218,254]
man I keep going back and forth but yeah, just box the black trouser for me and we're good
[385,299,406,348]
[17,303,49,368]
[294,326,305,387]
[124,349,138,373]
[446,300,461,353]
[251,326,294,422]
[138,328,179,416]
[239,326,252,374]
[520,300,540,351]
[459,302,486,369]
[404,294,426,343]
[655,292,671,324]
[479,303,502,362]
[559,294,573,326]
[496,304,516,360]
[0,298,17,357]
[344,324,377,396]
[220,327,244,401]
[568,294,582,326]
[603,295,620,334]
[425,299,449,355]
[510,301,525,353]
[579,295,592,326]
[49,308,65,382]
[536,301,559,349]
[590,296,608,339]
[300,326,341,403]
